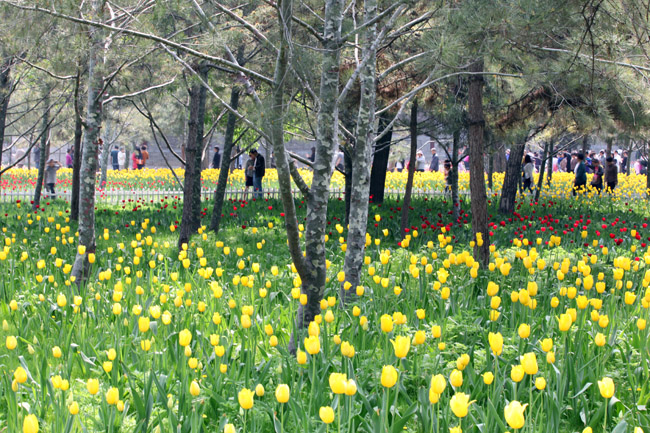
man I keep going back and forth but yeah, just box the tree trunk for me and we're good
[534,139,549,202]
[546,137,553,187]
[467,59,489,265]
[0,61,12,179]
[341,0,377,300]
[400,99,418,239]
[209,86,241,233]
[343,147,352,224]
[498,141,525,214]
[32,87,50,210]
[71,0,105,284]
[487,152,494,190]
[285,0,344,354]
[70,73,84,221]
[581,135,588,155]
[606,136,613,158]
[368,112,393,204]
[178,64,208,249]
[451,129,460,223]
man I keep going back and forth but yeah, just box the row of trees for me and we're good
[1,0,650,341]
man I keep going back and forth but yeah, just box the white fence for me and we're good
[0,187,467,204]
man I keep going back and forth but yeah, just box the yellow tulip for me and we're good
[598,377,615,398]
[431,374,447,394]
[504,400,528,429]
[179,329,192,346]
[521,352,538,375]
[319,406,335,424]
[488,332,503,356]
[304,335,320,355]
[381,365,398,388]
[23,414,39,433]
[87,378,99,395]
[450,369,463,387]
[106,387,119,405]
[238,388,255,409]
[449,392,473,418]
[275,384,290,403]
[391,335,411,358]
[380,314,393,333]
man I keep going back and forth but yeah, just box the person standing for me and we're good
[65,148,73,168]
[621,151,629,174]
[110,145,120,170]
[415,151,426,172]
[251,149,265,199]
[244,152,255,200]
[212,146,221,169]
[118,147,126,170]
[45,159,61,199]
[590,159,604,194]
[573,153,587,195]
[132,145,142,170]
[605,156,618,192]
[522,154,534,193]
[140,144,149,169]
[429,148,439,172]
[443,160,452,196]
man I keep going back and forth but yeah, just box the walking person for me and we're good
[443,160,452,196]
[243,152,254,201]
[605,156,618,192]
[429,148,439,172]
[212,146,221,169]
[110,145,120,170]
[132,145,142,170]
[416,151,426,172]
[118,147,126,170]
[140,144,149,169]
[522,154,534,193]
[590,159,604,194]
[573,153,587,195]
[251,149,265,200]
[45,159,61,199]
[65,148,73,168]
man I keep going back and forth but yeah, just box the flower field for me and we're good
[1,185,650,432]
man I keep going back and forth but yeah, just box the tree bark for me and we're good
[368,112,393,204]
[32,86,50,210]
[581,135,588,155]
[546,137,553,187]
[70,72,84,221]
[451,129,460,222]
[487,152,494,190]
[498,141,525,214]
[71,0,105,283]
[283,0,344,354]
[341,0,377,300]
[178,64,208,249]
[467,59,489,265]
[0,61,12,178]
[343,146,352,225]
[209,86,241,233]
[400,99,418,238]
[606,136,613,158]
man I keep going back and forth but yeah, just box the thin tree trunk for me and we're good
[368,112,393,204]
[341,0,377,300]
[606,136,613,158]
[488,152,494,191]
[546,137,554,187]
[0,61,12,179]
[71,0,105,283]
[70,72,84,221]
[210,86,241,233]
[32,86,50,210]
[343,147,352,224]
[467,59,489,265]
[178,64,208,249]
[498,141,525,214]
[400,99,418,239]
[535,139,549,202]
[451,129,460,222]
[286,0,344,354]
[582,135,588,155]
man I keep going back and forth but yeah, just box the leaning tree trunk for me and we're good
[498,141,525,214]
[535,139,550,202]
[341,0,377,300]
[32,87,50,211]
[71,0,105,284]
[400,99,418,239]
[178,65,208,249]
[209,86,241,233]
[70,73,83,221]
[343,147,352,224]
[0,61,12,178]
[451,129,460,223]
[368,112,393,204]
[286,0,344,354]
[467,59,490,265]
